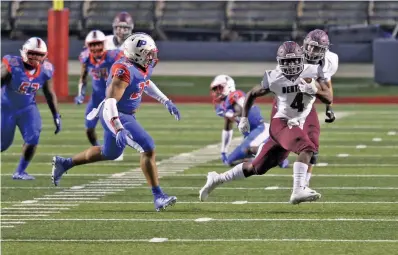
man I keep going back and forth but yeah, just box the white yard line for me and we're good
[2,201,398,205]
[105,186,398,190]
[2,238,398,243]
[1,218,397,222]
[3,173,398,179]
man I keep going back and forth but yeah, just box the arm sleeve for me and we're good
[103,98,124,132]
[143,80,169,104]
[221,129,233,153]
[110,63,131,84]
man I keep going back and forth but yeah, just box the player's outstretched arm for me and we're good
[43,79,62,134]
[104,76,136,148]
[242,85,269,118]
[144,80,181,120]
[315,78,333,105]
[238,85,269,134]
[75,63,88,105]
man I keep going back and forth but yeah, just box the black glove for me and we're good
[325,105,335,123]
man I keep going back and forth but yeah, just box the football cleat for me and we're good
[289,187,321,205]
[12,172,35,180]
[199,171,222,202]
[114,153,124,161]
[51,156,68,186]
[154,194,177,212]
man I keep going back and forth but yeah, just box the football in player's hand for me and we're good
[302,78,322,91]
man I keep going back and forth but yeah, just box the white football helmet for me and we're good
[85,30,106,58]
[123,33,158,68]
[20,37,48,67]
[210,74,236,102]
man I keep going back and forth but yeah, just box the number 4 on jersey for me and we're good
[290,92,304,112]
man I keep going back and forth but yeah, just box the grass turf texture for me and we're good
[1,104,398,255]
[58,75,398,98]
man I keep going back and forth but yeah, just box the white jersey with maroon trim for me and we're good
[321,50,338,81]
[104,35,124,50]
[261,64,324,123]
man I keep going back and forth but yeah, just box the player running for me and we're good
[52,33,181,211]
[200,41,332,204]
[1,37,61,180]
[105,12,134,50]
[301,29,338,186]
[210,74,289,168]
[74,30,123,156]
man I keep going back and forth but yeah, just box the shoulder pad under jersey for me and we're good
[42,60,54,80]
[79,49,90,64]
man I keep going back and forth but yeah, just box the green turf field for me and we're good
[1,103,398,255]
[62,75,398,97]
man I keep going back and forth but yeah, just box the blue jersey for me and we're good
[1,55,54,110]
[215,90,265,132]
[79,49,122,97]
[107,58,154,113]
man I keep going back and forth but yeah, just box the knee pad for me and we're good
[310,151,319,165]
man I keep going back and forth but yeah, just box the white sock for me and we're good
[219,163,245,183]
[293,162,308,192]
[305,172,312,186]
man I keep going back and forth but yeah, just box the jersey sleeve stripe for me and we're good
[2,57,11,72]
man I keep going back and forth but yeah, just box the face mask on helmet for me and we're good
[114,25,132,42]
[25,51,46,67]
[141,48,158,68]
[277,56,304,76]
[303,41,328,62]
[210,84,227,103]
[87,41,105,58]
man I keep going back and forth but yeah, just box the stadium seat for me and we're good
[369,1,398,29]
[157,1,225,40]
[13,1,83,36]
[1,1,12,32]
[84,1,155,33]
[227,1,298,31]
[298,1,369,30]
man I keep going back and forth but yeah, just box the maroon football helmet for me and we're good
[303,29,330,63]
[112,12,134,42]
[276,41,304,76]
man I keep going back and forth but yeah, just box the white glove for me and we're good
[298,78,318,95]
[238,117,249,134]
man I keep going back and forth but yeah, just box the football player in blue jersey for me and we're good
[1,37,61,180]
[210,75,289,168]
[74,30,124,160]
[52,33,180,211]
